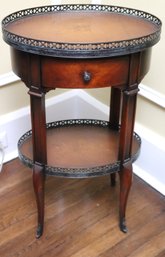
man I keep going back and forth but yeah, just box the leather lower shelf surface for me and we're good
[18,119,141,178]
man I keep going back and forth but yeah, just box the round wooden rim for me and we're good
[2,4,162,58]
[18,119,141,178]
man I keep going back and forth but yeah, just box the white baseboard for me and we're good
[0,89,164,195]
[0,72,20,87]
[139,83,165,109]
[133,165,165,196]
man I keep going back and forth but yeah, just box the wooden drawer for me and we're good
[10,48,151,90]
[41,56,129,89]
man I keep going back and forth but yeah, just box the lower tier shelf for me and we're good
[18,119,141,178]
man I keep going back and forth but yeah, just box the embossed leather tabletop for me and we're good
[2,5,161,58]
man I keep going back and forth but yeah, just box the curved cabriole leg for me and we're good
[118,52,140,233]
[33,163,45,239]
[29,84,47,238]
[119,161,132,233]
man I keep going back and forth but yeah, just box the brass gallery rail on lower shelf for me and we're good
[18,119,141,178]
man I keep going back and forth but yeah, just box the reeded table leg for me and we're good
[109,87,121,131]
[109,87,122,187]
[110,173,116,187]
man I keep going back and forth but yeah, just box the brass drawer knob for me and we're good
[83,71,91,82]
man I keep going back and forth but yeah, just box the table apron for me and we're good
[10,48,151,90]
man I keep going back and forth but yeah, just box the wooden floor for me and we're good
[0,159,164,257]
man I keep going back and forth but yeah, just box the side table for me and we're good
[2,4,161,238]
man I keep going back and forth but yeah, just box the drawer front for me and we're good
[41,56,129,89]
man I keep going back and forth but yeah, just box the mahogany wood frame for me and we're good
[2,3,161,240]
[9,46,151,238]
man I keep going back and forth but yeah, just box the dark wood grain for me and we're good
[2,4,161,239]
[41,56,129,89]
[8,36,153,238]
[0,159,164,257]
[10,48,152,90]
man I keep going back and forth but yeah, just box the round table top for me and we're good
[2,4,161,58]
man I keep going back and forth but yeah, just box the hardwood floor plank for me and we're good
[0,159,164,257]
[155,250,165,257]
[98,211,165,257]
[37,194,160,257]
[127,230,165,257]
